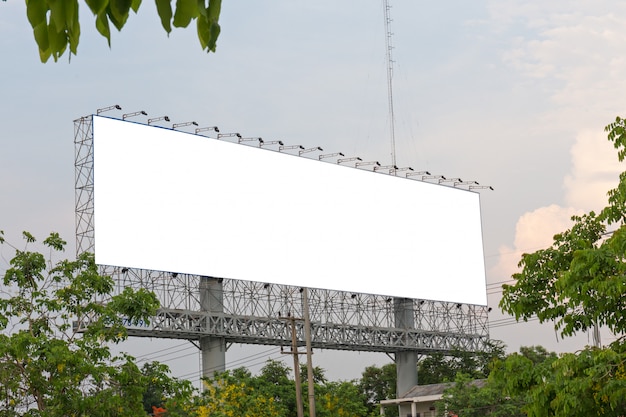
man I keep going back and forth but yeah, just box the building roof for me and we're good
[400,379,487,399]
[379,379,488,406]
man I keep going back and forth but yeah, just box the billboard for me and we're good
[92,115,487,305]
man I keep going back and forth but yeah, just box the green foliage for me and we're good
[418,342,505,386]
[437,346,555,417]
[0,231,191,415]
[359,363,397,416]
[438,373,525,417]
[141,361,194,415]
[191,360,374,417]
[18,0,222,63]
[299,363,328,385]
[196,369,284,417]
[314,380,369,417]
[496,117,626,415]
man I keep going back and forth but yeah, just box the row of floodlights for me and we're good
[96,105,493,191]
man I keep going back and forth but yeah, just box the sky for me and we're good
[1,0,626,385]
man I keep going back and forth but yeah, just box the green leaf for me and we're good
[47,18,68,62]
[43,232,66,251]
[22,231,36,243]
[48,0,67,33]
[207,0,221,21]
[95,11,111,46]
[26,0,48,29]
[130,0,142,13]
[68,19,80,54]
[108,0,132,30]
[85,0,108,15]
[155,0,173,33]
[173,0,198,28]
[196,1,220,52]
[64,0,79,32]
[33,21,51,62]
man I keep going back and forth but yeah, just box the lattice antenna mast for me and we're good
[383,0,397,168]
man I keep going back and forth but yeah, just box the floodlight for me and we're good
[172,121,198,130]
[97,104,122,114]
[121,267,129,273]
[260,140,284,148]
[337,157,362,165]
[469,185,494,191]
[355,161,381,170]
[374,165,398,172]
[299,147,323,156]
[148,116,170,125]
[239,137,264,145]
[422,175,446,181]
[454,180,479,187]
[406,171,431,178]
[217,132,242,140]
[439,177,462,184]
[390,167,413,175]
[318,152,344,160]
[196,126,220,134]
[122,110,147,120]
[279,145,305,152]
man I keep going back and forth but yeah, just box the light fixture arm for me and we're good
[196,126,220,134]
[97,104,122,114]
[122,110,147,120]
[337,157,363,165]
[299,147,323,156]
[260,140,284,148]
[406,171,431,178]
[217,132,242,139]
[148,116,170,125]
[172,121,199,130]
[279,145,305,152]
[319,152,344,160]
[239,137,264,144]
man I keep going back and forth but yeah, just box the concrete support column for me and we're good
[394,297,418,417]
[199,276,225,379]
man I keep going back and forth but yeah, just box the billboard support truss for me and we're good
[74,115,490,356]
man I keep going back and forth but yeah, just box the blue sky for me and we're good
[2,0,626,383]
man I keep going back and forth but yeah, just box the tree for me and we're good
[192,360,374,417]
[0,231,191,415]
[195,369,284,417]
[255,359,297,415]
[359,363,397,417]
[314,380,369,417]
[141,361,194,415]
[12,0,222,63]
[497,117,626,416]
[437,346,555,417]
[417,341,505,386]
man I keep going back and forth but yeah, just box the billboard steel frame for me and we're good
[74,115,490,355]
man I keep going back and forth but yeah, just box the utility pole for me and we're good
[283,314,305,417]
[303,287,316,417]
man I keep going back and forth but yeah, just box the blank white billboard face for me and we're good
[92,116,487,305]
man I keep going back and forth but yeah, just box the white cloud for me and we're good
[564,130,622,211]
[491,204,582,282]
[489,1,626,285]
